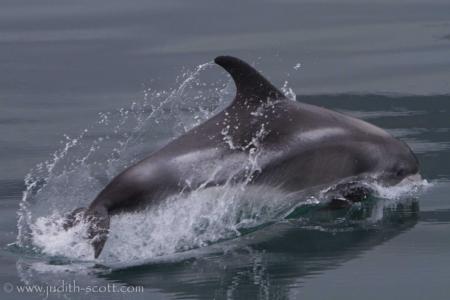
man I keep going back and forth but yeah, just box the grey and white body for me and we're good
[64,56,419,258]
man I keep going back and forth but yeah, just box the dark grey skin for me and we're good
[64,56,419,258]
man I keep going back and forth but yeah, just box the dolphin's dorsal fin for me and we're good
[215,56,286,106]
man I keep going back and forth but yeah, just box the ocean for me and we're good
[1,0,449,299]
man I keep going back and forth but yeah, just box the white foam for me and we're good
[372,174,429,200]
[30,212,94,260]
[28,185,298,263]
[27,175,428,264]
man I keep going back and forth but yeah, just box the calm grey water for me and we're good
[1,1,450,299]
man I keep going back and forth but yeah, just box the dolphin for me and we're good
[64,56,420,258]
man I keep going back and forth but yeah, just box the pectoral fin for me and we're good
[85,208,110,258]
[64,206,110,258]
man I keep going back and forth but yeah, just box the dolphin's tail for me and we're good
[63,206,110,258]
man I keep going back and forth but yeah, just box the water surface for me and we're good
[1,1,450,299]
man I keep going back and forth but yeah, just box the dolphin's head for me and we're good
[379,139,420,185]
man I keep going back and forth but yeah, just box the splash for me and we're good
[16,62,225,249]
[15,61,300,263]
[287,174,428,232]
[281,80,297,101]
[15,61,426,265]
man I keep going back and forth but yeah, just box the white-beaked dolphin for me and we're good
[64,56,420,258]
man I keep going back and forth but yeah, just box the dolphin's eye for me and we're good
[396,168,406,178]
